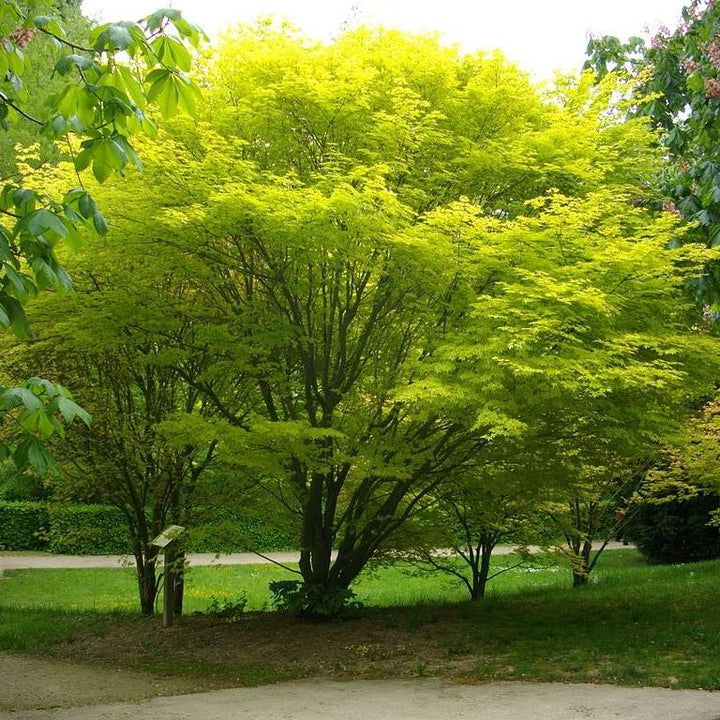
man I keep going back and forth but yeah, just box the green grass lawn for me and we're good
[1,550,718,689]
[0,549,648,613]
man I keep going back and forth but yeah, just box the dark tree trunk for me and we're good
[572,569,589,586]
[173,551,185,616]
[468,535,496,600]
[471,545,493,599]
[135,552,158,616]
[298,473,335,590]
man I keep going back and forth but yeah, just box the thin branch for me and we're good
[144,18,172,43]
[64,136,86,191]
[487,559,527,581]
[0,91,43,126]
[252,551,302,575]
[37,27,94,53]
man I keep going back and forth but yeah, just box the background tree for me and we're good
[6,147,235,614]
[585,1,720,306]
[33,298,219,615]
[583,1,720,576]
[434,187,720,586]
[539,462,646,586]
[622,394,720,565]
[0,0,91,178]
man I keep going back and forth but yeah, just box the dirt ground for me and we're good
[21,607,494,689]
[2,607,491,712]
[3,606,720,719]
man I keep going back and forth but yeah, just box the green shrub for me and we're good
[625,491,720,564]
[0,464,49,501]
[206,592,248,620]
[269,579,362,618]
[47,505,132,555]
[0,501,48,550]
[187,512,296,553]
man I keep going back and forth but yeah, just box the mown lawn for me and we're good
[0,549,641,613]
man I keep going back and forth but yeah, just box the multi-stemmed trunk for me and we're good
[468,537,495,600]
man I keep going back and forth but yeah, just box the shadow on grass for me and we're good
[0,607,133,652]
[2,554,719,690]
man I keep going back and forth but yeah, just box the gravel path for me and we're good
[0,549,303,571]
[0,543,632,571]
[3,675,719,720]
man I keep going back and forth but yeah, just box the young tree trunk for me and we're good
[470,576,484,600]
[135,552,158,616]
[471,541,493,599]
[572,565,589,586]
[572,538,593,586]
[173,551,185,616]
[567,498,598,587]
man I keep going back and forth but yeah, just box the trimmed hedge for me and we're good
[0,501,48,550]
[188,516,296,553]
[0,501,295,555]
[46,504,132,555]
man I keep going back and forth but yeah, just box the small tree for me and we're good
[542,466,643,587]
[449,185,720,587]
[394,472,534,601]
[53,349,219,616]
[6,195,228,614]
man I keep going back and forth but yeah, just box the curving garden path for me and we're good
[2,659,719,720]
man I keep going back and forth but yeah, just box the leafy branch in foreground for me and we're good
[0,0,203,472]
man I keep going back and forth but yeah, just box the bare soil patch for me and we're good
[39,606,495,689]
[1,653,204,711]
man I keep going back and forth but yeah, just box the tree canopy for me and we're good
[9,16,717,614]
[14,22,720,613]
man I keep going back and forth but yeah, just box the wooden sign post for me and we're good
[150,525,186,628]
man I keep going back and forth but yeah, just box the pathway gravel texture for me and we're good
[3,677,719,720]
[0,544,631,571]
[0,550,302,571]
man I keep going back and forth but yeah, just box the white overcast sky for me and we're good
[81,0,689,79]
